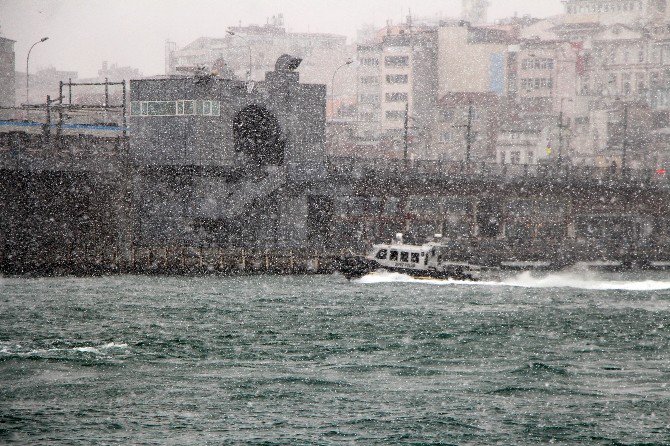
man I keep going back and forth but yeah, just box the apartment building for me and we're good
[437,21,512,96]
[354,29,438,158]
[496,116,558,166]
[586,24,652,99]
[507,39,586,115]
[356,42,382,142]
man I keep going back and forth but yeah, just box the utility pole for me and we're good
[558,108,564,166]
[465,100,474,169]
[403,101,409,168]
[622,103,628,175]
[453,100,475,171]
[557,97,572,167]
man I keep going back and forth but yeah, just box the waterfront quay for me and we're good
[2,129,670,275]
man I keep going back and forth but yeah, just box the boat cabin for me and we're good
[366,243,440,270]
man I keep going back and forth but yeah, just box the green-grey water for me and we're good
[1,271,669,445]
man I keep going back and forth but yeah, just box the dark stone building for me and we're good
[129,56,329,248]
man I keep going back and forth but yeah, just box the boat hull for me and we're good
[335,256,379,280]
[337,256,479,281]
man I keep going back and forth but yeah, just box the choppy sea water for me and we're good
[1,271,669,445]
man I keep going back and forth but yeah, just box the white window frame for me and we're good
[131,99,220,117]
[199,100,220,116]
[176,100,196,116]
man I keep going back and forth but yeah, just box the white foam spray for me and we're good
[356,270,670,291]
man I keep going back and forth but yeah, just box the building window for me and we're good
[521,58,554,70]
[622,73,631,95]
[386,74,408,84]
[636,72,645,92]
[360,75,380,84]
[440,109,454,121]
[385,56,409,67]
[200,100,220,116]
[360,58,379,66]
[385,92,408,102]
[176,100,195,115]
[130,101,143,115]
[129,101,177,116]
[521,78,552,90]
[385,110,405,121]
[359,94,379,104]
[510,151,521,164]
[131,100,220,117]
[148,101,176,116]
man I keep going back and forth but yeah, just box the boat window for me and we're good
[389,250,398,261]
[375,249,388,260]
[411,253,419,263]
[400,252,409,262]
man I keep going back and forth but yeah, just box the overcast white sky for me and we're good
[0,0,563,78]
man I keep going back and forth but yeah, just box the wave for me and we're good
[502,271,670,291]
[510,362,570,376]
[0,341,129,358]
[71,342,128,355]
[356,270,670,291]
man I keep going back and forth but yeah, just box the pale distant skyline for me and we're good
[0,0,564,78]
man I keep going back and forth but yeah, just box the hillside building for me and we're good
[165,15,355,110]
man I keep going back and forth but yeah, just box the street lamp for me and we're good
[226,30,252,81]
[330,58,353,119]
[26,37,49,110]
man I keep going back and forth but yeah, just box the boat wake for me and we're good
[356,270,670,291]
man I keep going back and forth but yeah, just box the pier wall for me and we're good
[2,130,670,274]
[2,59,670,273]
